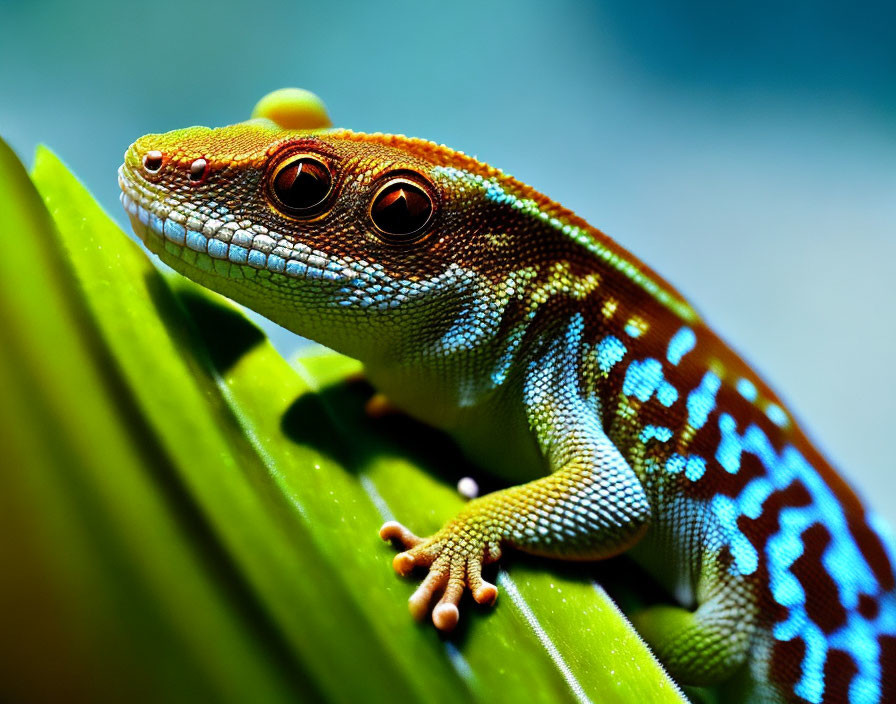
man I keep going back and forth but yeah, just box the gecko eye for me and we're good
[369,177,434,243]
[269,155,332,215]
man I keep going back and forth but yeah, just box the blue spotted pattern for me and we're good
[596,335,626,373]
[766,403,789,428]
[623,359,665,403]
[736,377,758,402]
[625,321,644,338]
[641,425,673,443]
[706,411,895,703]
[666,327,696,365]
[657,452,706,482]
[711,493,760,574]
[684,456,707,482]
[616,328,893,703]
[686,372,722,430]
[656,381,679,407]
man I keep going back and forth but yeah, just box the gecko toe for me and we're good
[467,555,499,605]
[432,574,465,630]
[408,563,448,620]
[379,520,424,548]
[433,601,460,631]
[392,551,417,576]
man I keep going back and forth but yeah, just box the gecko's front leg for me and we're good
[381,337,651,630]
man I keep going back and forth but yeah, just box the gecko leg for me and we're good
[629,540,757,684]
[380,333,651,630]
[630,604,750,684]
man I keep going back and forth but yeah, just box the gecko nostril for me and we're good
[143,150,163,172]
[189,158,208,182]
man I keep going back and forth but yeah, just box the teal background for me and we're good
[2,0,894,522]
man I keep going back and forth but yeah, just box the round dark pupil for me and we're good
[371,182,432,236]
[273,158,330,210]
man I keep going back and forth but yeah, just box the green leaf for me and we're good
[0,137,690,703]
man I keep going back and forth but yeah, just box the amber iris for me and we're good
[370,179,434,241]
[271,156,332,214]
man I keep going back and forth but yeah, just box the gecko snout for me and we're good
[131,145,209,186]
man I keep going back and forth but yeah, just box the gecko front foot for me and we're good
[379,518,501,631]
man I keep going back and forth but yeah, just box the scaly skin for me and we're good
[119,109,896,703]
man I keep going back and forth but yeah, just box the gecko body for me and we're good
[119,114,895,703]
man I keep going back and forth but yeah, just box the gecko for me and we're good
[118,94,895,703]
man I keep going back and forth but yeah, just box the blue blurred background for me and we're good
[2,0,894,522]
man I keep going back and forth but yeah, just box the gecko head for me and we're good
[119,119,578,360]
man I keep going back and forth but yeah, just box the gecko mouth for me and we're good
[117,164,354,284]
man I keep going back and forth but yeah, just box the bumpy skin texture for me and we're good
[119,119,896,703]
